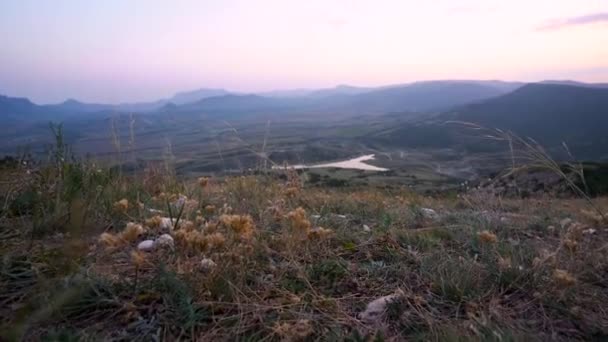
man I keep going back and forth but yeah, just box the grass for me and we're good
[1,138,608,340]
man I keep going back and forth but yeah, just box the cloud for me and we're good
[538,12,608,31]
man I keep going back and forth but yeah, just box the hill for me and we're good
[1,152,608,340]
[372,83,608,160]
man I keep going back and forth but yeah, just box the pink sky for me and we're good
[1,0,607,103]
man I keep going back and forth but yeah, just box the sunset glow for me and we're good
[1,0,607,103]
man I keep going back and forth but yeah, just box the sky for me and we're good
[1,0,607,104]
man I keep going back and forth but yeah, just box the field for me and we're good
[1,144,608,340]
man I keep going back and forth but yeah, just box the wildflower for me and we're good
[204,221,219,234]
[284,186,299,198]
[198,176,210,188]
[478,230,498,244]
[114,198,129,212]
[181,220,197,231]
[307,226,333,240]
[130,250,146,267]
[273,319,313,340]
[99,232,121,248]
[291,320,313,339]
[184,199,199,212]
[553,269,576,287]
[220,214,255,238]
[286,207,311,235]
[205,232,226,249]
[145,215,163,228]
[497,256,512,270]
[121,222,145,242]
[204,204,216,215]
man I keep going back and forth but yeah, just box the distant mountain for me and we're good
[171,80,522,119]
[307,84,374,98]
[53,99,113,113]
[346,80,522,112]
[256,85,374,98]
[257,88,315,98]
[449,83,608,144]
[168,88,230,105]
[540,80,608,88]
[373,83,608,160]
[114,88,231,112]
[0,95,43,121]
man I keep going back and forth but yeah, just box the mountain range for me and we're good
[1,79,607,161]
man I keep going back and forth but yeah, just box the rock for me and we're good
[359,289,404,324]
[420,208,439,220]
[583,228,597,235]
[159,217,174,231]
[200,258,217,271]
[137,240,155,252]
[155,234,174,248]
[310,215,321,220]
[560,218,573,229]
[363,224,371,232]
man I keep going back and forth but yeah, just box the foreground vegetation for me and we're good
[1,147,608,341]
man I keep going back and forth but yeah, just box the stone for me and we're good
[137,240,155,251]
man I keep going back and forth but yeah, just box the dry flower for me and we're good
[308,226,333,239]
[553,269,576,287]
[286,207,311,235]
[220,214,255,238]
[204,204,216,215]
[99,232,121,248]
[121,222,145,242]
[145,215,163,228]
[284,187,299,198]
[497,256,512,270]
[198,176,210,188]
[478,230,498,244]
[130,250,146,267]
[206,232,226,249]
[113,198,129,212]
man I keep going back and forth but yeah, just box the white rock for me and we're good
[154,234,174,248]
[310,215,321,220]
[359,289,404,324]
[560,218,573,228]
[363,224,371,233]
[583,228,597,235]
[200,258,217,271]
[420,208,439,220]
[137,240,156,252]
[159,217,174,231]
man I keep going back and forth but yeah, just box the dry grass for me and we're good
[1,156,608,341]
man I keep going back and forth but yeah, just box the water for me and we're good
[275,154,388,171]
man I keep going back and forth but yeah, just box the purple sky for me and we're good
[1,0,607,104]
